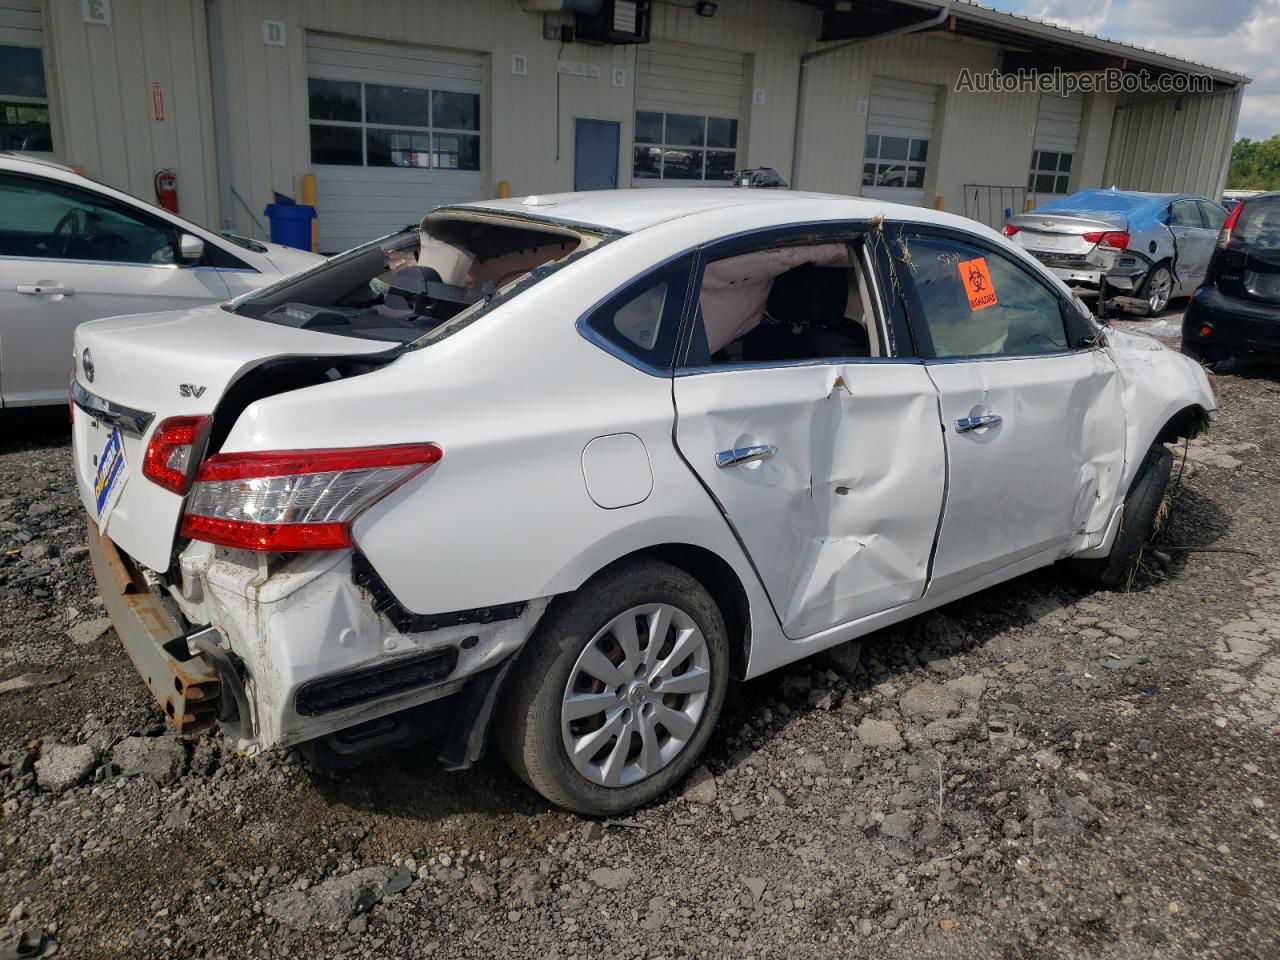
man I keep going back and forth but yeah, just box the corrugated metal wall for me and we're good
[1102,87,1242,199]
[794,30,1128,219]
[42,0,221,229]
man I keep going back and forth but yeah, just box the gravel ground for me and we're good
[0,322,1277,959]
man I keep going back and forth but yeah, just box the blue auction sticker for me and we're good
[94,427,127,522]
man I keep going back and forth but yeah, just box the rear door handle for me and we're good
[955,414,1002,433]
[17,283,75,296]
[716,444,778,467]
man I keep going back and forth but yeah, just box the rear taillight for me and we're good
[1003,224,1019,237]
[143,416,212,494]
[179,443,442,552]
[1082,231,1130,250]
[1218,202,1244,249]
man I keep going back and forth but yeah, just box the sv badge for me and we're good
[179,384,207,398]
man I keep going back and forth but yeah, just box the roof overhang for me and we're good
[796,0,1249,90]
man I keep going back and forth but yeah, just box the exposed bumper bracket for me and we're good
[87,520,221,732]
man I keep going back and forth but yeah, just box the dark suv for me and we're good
[1183,191,1280,364]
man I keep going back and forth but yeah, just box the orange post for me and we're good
[300,173,319,252]
[496,180,510,199]
[934,195,944,211]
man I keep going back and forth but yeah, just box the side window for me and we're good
[1169,199,1204,228]
[583,256,692,371]
[0,172,176,264]
[900,233,1070,358]
[683,239,883,367]
[1198,200,1228,231]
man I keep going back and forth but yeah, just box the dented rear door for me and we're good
[674,360,946,639]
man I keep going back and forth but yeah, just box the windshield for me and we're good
[225,214,601,345]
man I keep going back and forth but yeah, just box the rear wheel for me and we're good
[1069,445,1174,591]
[1139,263,1174,316]
[496,559,729,816]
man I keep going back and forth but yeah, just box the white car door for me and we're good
[673,229,947,639]
[893,227,1126,596]
[0,170,232,406]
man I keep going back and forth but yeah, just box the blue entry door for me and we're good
[574,119,620,190]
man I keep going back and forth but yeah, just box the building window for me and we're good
[0,45,52,152]
[1029,150,1072,195]
[862,134,928,189]
[633,111,737,183]
[308,77,480,170]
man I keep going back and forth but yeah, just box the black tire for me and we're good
[496,559,729,816]
[1069,445,1174,591]
[1138,263,1174,317]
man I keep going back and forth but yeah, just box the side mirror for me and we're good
[178,233,205,263]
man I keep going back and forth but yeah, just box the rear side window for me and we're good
[1236,198,1280,251]
[582,256,692,372]
[1169,199,1204,228]
[898,233,1070,358]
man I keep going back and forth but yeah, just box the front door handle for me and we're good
[17,283,75,296]
[716,444,778,468]
[955,414,1002,433]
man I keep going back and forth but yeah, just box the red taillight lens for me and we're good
[1218,202,1243,249]
[180,443,442,552]
[1082,231,1130,250]
[143,416,212,494]
[1003,224,1019,237]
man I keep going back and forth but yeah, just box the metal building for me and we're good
[0,0,1249,251]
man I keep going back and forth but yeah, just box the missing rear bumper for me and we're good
[87,519,221,732]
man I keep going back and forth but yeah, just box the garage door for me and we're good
[862,77,938,207]
[633,40,744,187]
[306,33,485,252]
[1029,94,1083,203]
[0,0,52,155]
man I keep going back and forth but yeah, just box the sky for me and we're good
[992,0,1278,141]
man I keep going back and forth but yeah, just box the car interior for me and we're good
[0,173,177,265]
[694,240,881,365]
[239,214,602,344]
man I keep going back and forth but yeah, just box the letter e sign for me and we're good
[957,257,998,310]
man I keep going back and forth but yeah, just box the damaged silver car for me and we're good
[1004,189,1228,315]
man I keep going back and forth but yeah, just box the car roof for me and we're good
[0,152,77,175]
[442,188,974,235]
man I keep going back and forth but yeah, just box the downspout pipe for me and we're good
[791,0,952,190]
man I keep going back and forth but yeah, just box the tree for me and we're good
[1227,136,1280,190]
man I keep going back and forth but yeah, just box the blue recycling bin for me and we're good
[263,202,316,251]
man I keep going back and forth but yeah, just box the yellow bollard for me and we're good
[300,172,318,252]
[934,195,944,211]
[496,180,510,199]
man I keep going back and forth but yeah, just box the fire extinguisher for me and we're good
[154,169,178,214]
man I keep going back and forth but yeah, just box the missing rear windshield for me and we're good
[227,213,606,345]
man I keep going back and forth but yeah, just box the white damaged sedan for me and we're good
[71,189,1216,815]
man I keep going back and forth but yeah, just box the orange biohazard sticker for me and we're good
[957,257,998,311]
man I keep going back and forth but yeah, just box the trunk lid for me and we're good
[72,303,393,572]
[1008,211,1129,260]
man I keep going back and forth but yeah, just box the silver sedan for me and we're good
[1004,189,1228,315]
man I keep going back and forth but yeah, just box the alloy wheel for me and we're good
[1147,267,1173,314]
[560,603,712,788]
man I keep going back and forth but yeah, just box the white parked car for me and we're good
[70,189,1216,815]
[0,154,323,407]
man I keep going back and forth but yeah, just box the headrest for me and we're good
[766,264,848,326]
